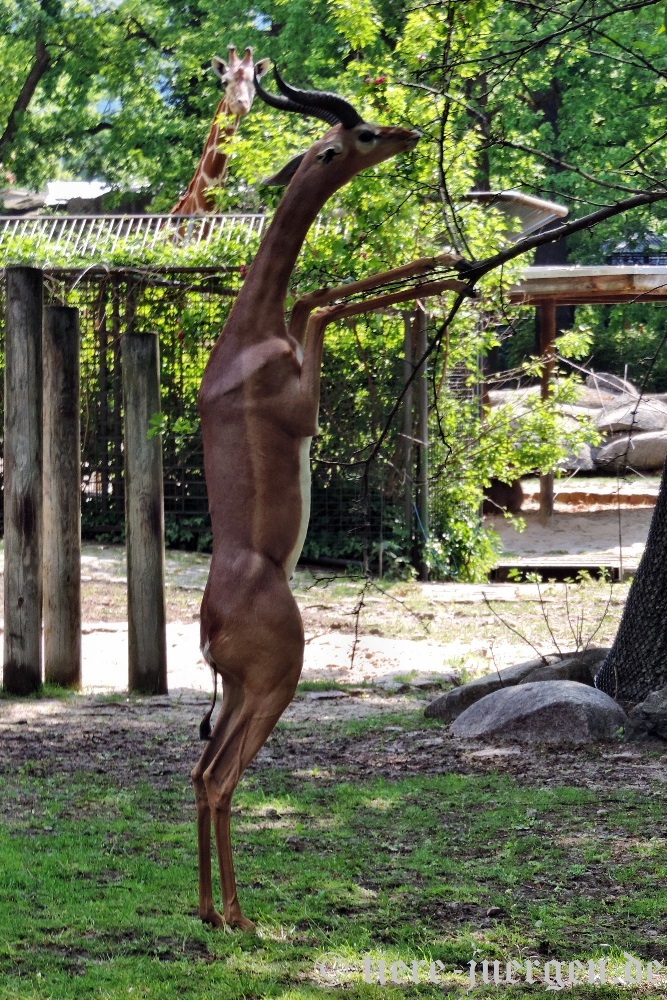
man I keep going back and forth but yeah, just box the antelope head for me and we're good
[254,67,420,190]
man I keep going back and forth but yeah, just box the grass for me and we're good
[1,708,665,999]
[0,683,77,702]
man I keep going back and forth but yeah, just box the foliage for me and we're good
[3,0,667,573]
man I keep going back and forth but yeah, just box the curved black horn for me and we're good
[253,65,364,130]
[273,66,364,129]
[253,71,341,126]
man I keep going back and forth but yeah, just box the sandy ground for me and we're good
[62,505,662,696]
[0,494,656,707]
[492,507,652,562]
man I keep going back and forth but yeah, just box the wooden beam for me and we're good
[402,311,414,539]
[416,309,430,581]
[537,301,556,525]
[510,265,667,305]
[122,329,168,695]
[3,267,43,694]
[43,305,81,688]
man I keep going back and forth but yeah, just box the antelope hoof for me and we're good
[226,911,256,933]
[200,907,225,928]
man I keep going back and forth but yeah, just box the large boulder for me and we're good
[558,442,598,473]
[625,688,667,742]
[585,372,639,397]
[424,648,607,722]
[596,431,667,471]
[573,384,619,409]
[487,387,540,410]
[595,399,667,434]
[450,680,628,744]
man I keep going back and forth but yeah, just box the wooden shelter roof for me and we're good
[509,265,667,305]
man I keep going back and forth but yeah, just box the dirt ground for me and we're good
[2,676,666,810]
[0,494,658,707]
[78,497,656,699]
[2,494,666,814]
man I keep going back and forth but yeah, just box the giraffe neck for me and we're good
[170,98,240,215]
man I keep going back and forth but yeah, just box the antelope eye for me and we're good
[358,130,376,143]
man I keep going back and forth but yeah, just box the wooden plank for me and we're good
[121,329,168,694]
[402,310,414,537]
[490,560,627,583]
[537,301,556,525]
[416,308,430,581]
[510,265,667,304]
[43,306,82,688]
[3,267,43,694]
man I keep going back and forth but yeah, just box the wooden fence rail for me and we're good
[2,267,168,695]
[3,267,43,695]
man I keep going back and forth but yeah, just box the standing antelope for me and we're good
[192,67,420,931]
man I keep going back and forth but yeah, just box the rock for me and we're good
[595,399,667,434]
[449,680,628,744]
[558,441,598,473]
[561,403,603,420]
[585,372,639,397]
[573,384,619,409]
[625,687,667,742]
[0,187,46,214]
[482,478,524,515]
[596,430,667,471]
[425,655,552,721]
[424,648,608,721]
[519,648,607,684]
[487,387,540,409]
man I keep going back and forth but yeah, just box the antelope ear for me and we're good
[261,152,306,186]
[316,141,343,165]
[254,58,271,79]
[211,56,228,81]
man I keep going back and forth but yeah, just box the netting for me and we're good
[0,268,411,565]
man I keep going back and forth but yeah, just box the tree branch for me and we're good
[460,187,667,283]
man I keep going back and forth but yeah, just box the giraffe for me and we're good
[170,45,270,217]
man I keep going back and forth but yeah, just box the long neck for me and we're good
[171,98,239,215]
[229,173,333,326]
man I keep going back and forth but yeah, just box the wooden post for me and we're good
[3,267,43,694]
[416,308,430,581]
[537,301,556,524]
[43,306,82,688]
[121,328,168,694]
[402,311,414,537]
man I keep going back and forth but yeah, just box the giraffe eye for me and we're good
[358,130,376,143]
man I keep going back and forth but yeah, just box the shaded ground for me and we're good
[1,692,666,819]
[1,490,663,787]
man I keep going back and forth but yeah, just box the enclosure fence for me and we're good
[0,265,442,570]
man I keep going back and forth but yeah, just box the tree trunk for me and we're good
[0,35,51,159]
[595,460,667,702]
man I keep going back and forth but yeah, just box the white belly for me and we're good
[285,436,312,578]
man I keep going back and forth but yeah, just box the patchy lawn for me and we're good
[1,693,666,998]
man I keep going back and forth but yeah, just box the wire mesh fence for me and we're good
[0,267,416,567]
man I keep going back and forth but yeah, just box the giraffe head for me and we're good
[211,45,271,118]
